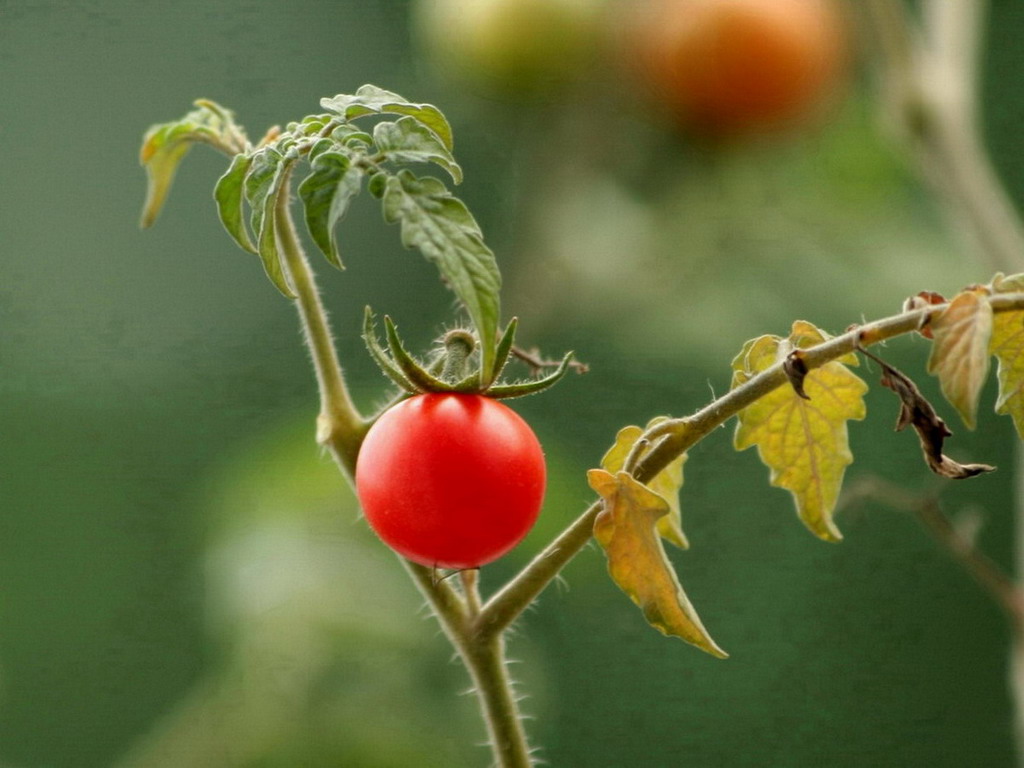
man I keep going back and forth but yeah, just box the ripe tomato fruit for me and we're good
[631,0,848,137]
[355,393,546,569]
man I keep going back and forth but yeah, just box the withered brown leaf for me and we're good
[858,344,995,479]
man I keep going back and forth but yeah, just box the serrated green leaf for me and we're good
[139,101,247,228]
[381,170,501,384]
[243,148,296,298]
[373,117,463,184]
[213,153,257,254]
[320,85,454,151]
[601,420,689,549]
[926,287,993,430]
[989,275,1024,437]
[588,469,726,658]
[297,150,363,269]
[732,321,868,542]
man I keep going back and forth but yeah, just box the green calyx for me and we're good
[362,307,575,399]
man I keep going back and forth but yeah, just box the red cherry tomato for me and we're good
[355,393,546,569]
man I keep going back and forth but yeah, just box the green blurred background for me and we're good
[3,0,1024,765]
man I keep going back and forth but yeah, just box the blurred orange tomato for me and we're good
[630,0,849,137]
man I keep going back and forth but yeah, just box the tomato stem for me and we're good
[460,568,482,616]
[400,558,534,766]
[274,172,369,477]
[458,635,534,768]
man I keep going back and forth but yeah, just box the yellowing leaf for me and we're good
[601,419,689,549]
[926,287,993,429]
[732,322,868,542]
[139,100,247,229]
[588,469,726,658]
[990,274,1024,437]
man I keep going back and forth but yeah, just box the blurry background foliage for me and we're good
[2,0,1024,766]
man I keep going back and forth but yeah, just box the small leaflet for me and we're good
[320,85,454,151]
[139,100,246,229]
[214,153,258,254]
[373,117,464,184]
[926,286,993,429]
[297,150,363,269]
[588,469,726,658]
[600,420,689,549]
[989,273,1024,438]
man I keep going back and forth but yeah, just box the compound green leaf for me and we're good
[381,170,501,384]
[926,287,993,429]
[139,100,246,228]
[588,469,726,658]
[601,420,689,549]
[990,273,1024,437]
[732,321,868,542]
[297,150,363,269]
[321,84,454,151]
[213,152,257,254]
[373,117,463,184]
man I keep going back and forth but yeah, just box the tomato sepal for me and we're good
[487,350,575,399]
[362,307,418,392]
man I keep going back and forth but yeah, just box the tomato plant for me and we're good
[355,393,546,569]
[630,0,848,136]
[140,68,1024,767]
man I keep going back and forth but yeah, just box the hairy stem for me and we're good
[480,293,1024,636]
[458,634,533,768]
[275,183,368,477]
[402,560,532,767]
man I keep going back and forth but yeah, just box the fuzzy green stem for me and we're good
[460,568,483,616]
[479,292,1024,637]
[401,560,531,767]
[274,183,368,477]
[441,330,476,384]
[458,634,533,768]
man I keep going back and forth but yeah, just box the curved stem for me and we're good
[274,183,368,478]
[479,293,1024,637]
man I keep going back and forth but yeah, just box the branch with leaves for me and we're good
[140,86,1024,768]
